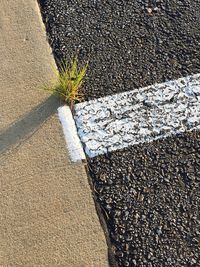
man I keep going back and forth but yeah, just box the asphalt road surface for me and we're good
[39,0,200,100]
[39,1,200,266]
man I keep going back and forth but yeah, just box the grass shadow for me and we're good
[0,95,60,156]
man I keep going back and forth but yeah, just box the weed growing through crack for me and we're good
[43,56,87,109]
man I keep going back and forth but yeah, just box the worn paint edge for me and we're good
[57,105,86,162]
[74,74,200,158]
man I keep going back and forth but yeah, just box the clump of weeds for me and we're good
[43,55,88,110]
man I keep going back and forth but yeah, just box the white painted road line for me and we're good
[74,74,200,158]
[58,106,86,162]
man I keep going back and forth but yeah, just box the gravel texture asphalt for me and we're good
[89,130,200,266]
[39,1,200,266]
[39,0,200,100]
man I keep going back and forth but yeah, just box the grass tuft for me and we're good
[43,55,88,109]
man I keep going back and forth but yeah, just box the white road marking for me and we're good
[58,106,86,162]
[74,74,200,158]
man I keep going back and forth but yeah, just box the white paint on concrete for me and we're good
[74,74,200,157]
[58,106,86,162]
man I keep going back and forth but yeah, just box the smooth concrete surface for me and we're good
[0,1,109,266]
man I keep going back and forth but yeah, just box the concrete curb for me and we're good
[0,1,109,266]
